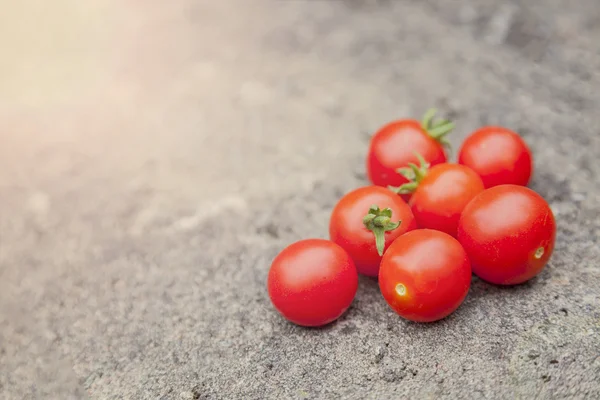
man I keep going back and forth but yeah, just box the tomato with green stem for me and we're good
[367,109,454,193]
[457,185,556,285]
[458,126,533,188]
[329,186,417,277]
[379,229,472,322]
[268,239,358,327]
[390,155,485,237]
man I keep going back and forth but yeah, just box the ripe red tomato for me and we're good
[458,126,533,188]
[267,239,358,327]
[329,186,417,277]
[457,185,556,285]
[367,109,453,191]
[379,229,472,322]
[392,159,485,237]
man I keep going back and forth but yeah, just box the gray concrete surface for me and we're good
[1,0,599,398]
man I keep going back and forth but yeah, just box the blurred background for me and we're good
[1,1,599,398]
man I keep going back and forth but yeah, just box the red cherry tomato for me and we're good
[379,229,472,322]
[267,239,358,327]
[457,185,556,285]
[458,126,533,188]
[329,186,417,277]
[393,160,485,237]
[367,109,452,192]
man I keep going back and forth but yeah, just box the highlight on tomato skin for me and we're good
[458,126,533,188]
[329,186,417,277]
[457,185,556,285]
[378,229,472,323]
[366,109,454,195]
[267,239,358,327]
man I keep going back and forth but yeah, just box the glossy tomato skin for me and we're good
[329,186,417,277]
[367,120,447,189]
[409,164,485,237]
[268,239,358,327]
[457,185,556,285]
[458,126,533,188]
[379,229,471,322]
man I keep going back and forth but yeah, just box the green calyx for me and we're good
[362,205,402,256]
[388,153,429,195]
[421,108,453,150]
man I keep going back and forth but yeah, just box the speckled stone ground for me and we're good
[1,1,599,399]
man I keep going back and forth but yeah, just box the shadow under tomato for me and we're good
[387,272,546,329]
[282,275,386,333]
[469,268,549,296]
[276,300,363,335]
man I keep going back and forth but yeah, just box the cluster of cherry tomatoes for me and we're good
[267,109,556,326]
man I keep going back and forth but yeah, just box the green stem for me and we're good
[428,121,455,139]
[388,182,418,195]
[421,108,438,130]
[362,205,401,256]
[389,152,430,195]
[420,108,454,151]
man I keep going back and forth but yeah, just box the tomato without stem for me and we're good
[458,126,533,188]
[367,109,453,193]
[379,229,472,322]
[390,156,485,237]
[457,185,556,285]
[329,186,417,277]
[267,239,358,327]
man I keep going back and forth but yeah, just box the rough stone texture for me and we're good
[1,0,599,399]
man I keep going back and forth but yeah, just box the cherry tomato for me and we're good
[391,157,485,237]
[457,185,556,285]
[458,126,533,188]
[329,186,417,277]
[267,239,358,327]
[367,109,453,192]
[379,229,472,322]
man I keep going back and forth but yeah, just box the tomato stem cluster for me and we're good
[362,205,401,256]
[388,153,430,195]
[421,108,454,150]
